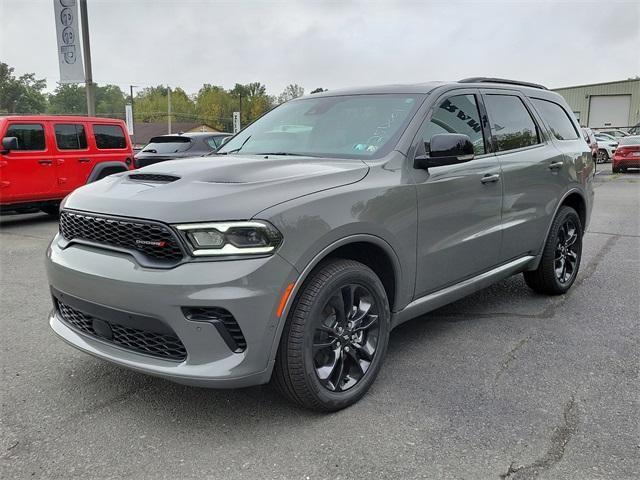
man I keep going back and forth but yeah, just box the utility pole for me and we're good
[79,0,95,116]
[167,86,172,134]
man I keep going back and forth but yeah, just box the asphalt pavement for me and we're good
[1,170,638,480]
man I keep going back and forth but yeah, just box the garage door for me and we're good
[588,95,631,128]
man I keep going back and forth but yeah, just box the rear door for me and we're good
[0,121,57,203]
[52,121,91,195]
[481,89,567,261]
[413,89,503,296]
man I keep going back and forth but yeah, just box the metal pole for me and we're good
[129,85,136,141]
[167,86,172,134]
[79,0,95,116]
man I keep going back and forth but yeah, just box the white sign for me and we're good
[233,111,241,133]
[54,0,85,83]
[125,104,134,135]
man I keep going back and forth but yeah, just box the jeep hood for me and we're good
[64,155,369,223]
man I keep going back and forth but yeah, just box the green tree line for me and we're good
[0,62,314,132]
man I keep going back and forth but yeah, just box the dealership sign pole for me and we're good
[53,0,95,115]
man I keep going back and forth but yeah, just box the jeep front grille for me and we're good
[59,210,184,263]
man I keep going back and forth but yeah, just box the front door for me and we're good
[412,90,503,297]
[0,122,57,204]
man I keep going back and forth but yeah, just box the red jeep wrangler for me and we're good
[0,116,134,215]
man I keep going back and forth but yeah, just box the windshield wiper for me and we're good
[257,152,314,157]
[216,135,251,155]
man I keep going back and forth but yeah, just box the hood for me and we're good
[64,155,369,223]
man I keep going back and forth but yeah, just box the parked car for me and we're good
[581,127,598,161]
[134,132,232,168]
[612,135,640,173]
[597,129,628,139]
[46,78,593,411]
[628,122,640,136]
[0,116,133,215]
[594,134,618,163]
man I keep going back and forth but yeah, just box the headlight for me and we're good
[174,221,282,257]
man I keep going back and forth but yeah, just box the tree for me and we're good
[0,62,47,114]
[195,84,235,131]
[134,85,196,123]
[277,84,304,104]
[48,83,127,117]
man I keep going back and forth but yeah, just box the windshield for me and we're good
[216,94,423,159]
[141,136,192,154]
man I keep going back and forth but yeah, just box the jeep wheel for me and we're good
[41,205,60,218]
[524,206,582,295]
[273,259,390,411]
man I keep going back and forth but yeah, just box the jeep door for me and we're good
[412,90,503,297]
[481,89,567,261]
[0,121,57,203]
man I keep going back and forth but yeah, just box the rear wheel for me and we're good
[524,206,582,295]
[597,150,609,164]
[273,259,390,411]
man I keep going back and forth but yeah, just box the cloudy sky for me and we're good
[1,0,638,96]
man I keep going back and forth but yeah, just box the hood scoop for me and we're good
[128,173,180,183]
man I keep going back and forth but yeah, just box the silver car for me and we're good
[46,78,594,411]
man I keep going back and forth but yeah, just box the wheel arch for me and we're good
[267,234,404,370]
[86,161,129,183]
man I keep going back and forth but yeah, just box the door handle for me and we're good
[38,159,53,166]
[78,158,91,163]
[481,173,500,184]
[549,161,564,170]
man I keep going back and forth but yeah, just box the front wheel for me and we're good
[612,164,620,173]
[524,206,582,295]
[273,259,390,411]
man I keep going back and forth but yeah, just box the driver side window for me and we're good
[420,94,486,155]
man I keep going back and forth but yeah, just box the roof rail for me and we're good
[459,77,548,90]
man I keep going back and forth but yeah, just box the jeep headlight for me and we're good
[174,221,282,257]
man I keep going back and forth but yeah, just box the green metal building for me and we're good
[552,78,640,129]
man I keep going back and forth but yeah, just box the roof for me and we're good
[552,78,640,91]
[0,115,125,123]
[295,79,560,99]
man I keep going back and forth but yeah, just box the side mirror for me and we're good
[414,133,474,169]
[1,136,18,154]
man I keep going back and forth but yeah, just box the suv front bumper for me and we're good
[46,235,298,388]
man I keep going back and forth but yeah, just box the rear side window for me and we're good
[93,124,126,149]
[5,123,46,151]
[54,124,88,150]
[531,99,578,140]
[206,137,221,149]
[484,95,540,151]
[419,94,486,155]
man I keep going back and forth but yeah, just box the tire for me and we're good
[612,164,620,173]
[273,259,390,411]
[597,150,609,164]
[40,205,60,217]
[524,206,582,295]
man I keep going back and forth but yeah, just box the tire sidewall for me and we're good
[297,262,390,409]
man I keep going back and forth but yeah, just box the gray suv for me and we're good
[46,78,594,411]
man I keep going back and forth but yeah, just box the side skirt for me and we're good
[391,255,535,328]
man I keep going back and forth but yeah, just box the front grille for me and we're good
[183,307,247,352]
[59,210,184,263]
[57,300,187,361]
[128,173,180,183]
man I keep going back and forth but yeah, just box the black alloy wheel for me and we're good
[312,284,380,392]
[273,259,390,411]
[554,218,579,284]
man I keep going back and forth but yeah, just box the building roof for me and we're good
[552,78,640,91]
